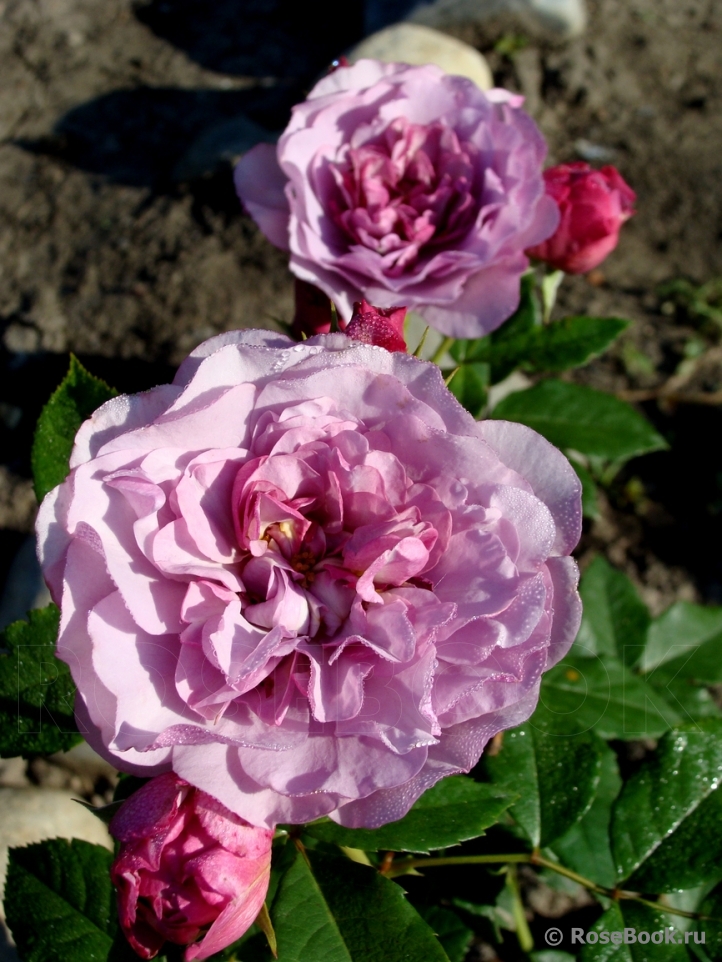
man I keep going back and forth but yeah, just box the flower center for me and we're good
[329,117,480,273]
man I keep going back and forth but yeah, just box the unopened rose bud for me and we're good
[526,162,636,274]
[110,773,273,961]
[291,278,334,338]
[344,299,407,352]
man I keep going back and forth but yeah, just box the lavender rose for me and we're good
[38,330,582,829]
[234,60,559,338]
[110,773,272,960]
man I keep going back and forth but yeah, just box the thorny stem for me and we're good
[382,852,713,922]
[430,336,455,365]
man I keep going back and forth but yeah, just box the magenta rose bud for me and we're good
[234,60,559,338]
[526,162,636,274]
[38,330,582,830]
[345,299,407,352]
[109,773,273,961]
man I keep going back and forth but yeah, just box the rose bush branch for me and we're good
[382,852,712,923]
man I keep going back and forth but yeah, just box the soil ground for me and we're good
[0,1,721,957]
[0,0,720,628]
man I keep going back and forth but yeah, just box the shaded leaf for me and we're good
[32,354,117,502]
[641,601,722,678]
[0,605,81,757]
[539,652,681,741]
[492,380,667,462]
[551,743,622,888]
[419,906,473,962]
[4,838,119,962]
[447,362,489,418]
[304,777,514,854]
[574,557,650,666]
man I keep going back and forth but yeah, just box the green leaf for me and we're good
[303,776,514,854]
[551,742,622,889]
[539,651,681,741]
[642,601,722,677]
[447,362,489,418]
[579,902,690,961]
[569,458,600,519]
[483,721,603,848]
[523,316,628,374]
[492,380,668,462]
[32,354,117,502]
[450,272,538,385]
[574,557,650,666]
[4,838,120,962]
[611,719,722,891]
[419,907,473,962]
[0,605,81,757]
[700,880,722,957]
[268,846,450,962]
[531,953,576,962]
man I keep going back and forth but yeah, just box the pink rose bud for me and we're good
[344,299,407,352]
[109,773,273,961]
[291,278,334,338]
[526,162,636,274]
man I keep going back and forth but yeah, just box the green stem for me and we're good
[385,853,707,921]
[507,865,534,953]
[412,325,430,358]
[430,336,455,365]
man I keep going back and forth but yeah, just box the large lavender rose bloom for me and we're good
[235,60,559,338]
[38,330,581,830]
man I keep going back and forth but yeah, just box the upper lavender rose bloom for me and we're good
[110,773,273,960]
[526,162,636,274]
[234,60,559,338]
[38,330,582,830]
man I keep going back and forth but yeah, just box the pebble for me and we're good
[0,789,113,955]
[348,23,493,90]
[365,0,587,41]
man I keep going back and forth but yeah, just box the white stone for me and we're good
[0,788,112,945]
[348,23,493,90]
[405,0,587,40]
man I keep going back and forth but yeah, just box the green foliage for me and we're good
[261,845,450,962]
[446,362,489,418]
[418,907,473,962]
[575,557,651,666]
[4,839,123,962]
[551,743,622,889]
[580,902,690,961]
[0,604,81,757]
[446,277,627,419]
[483,723,603,847]
[303,776,514,854]
[539,652,681,741]
[611,720,722,892]
[32,354,117,502]
[492,380,667,462]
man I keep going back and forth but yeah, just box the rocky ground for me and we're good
[0,0,721,957]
